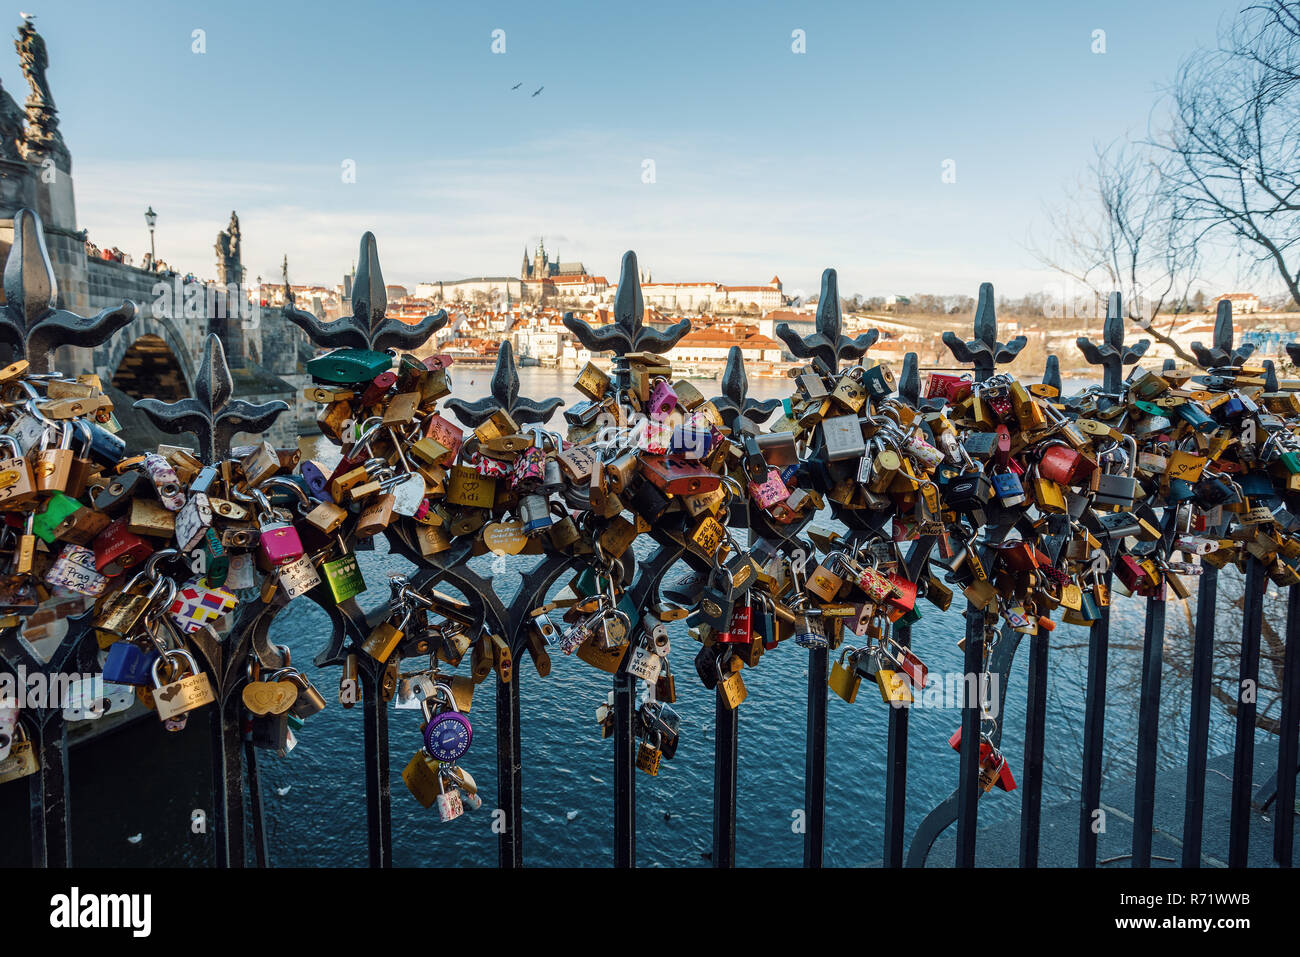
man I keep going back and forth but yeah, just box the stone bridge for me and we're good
[0,17,311,448]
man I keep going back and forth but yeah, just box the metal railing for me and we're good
[3,242,1298,870]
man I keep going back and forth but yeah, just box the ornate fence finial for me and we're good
[775,268,877,374]
[134,333,288,460]
[712,345,780,434]
[0,208,136,373]
[1075,291,1149,393]
[283,230,448,352]
[562,251,691,358]
[898,352,921,407]
[1190,299,1254,369]
[1042,354,1062,397]
[444,340,563,428]
[1264,358,1279,392]
[941,282,1026,382]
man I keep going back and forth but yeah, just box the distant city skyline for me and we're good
[4,1,1265,301]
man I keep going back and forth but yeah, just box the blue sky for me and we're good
[3,1,1246,298]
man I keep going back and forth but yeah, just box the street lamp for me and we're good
[144,206,157,265]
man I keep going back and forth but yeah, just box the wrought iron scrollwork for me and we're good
[1076,292,1149,393]
[941,282,1026,383]
[1191,300,1254,370]
[0,208,136,372]
[562,251,691,359]
[444,340,563,429]
[712,344,780,435]
[775,268,877,374]
[134,333,288,460]
[282,230,448,353]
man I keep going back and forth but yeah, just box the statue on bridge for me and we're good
[16,16,53,109]
[215,211,242,286]
[0,76,25,162]
[14,15,68,169]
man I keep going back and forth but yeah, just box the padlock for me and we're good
[150,648,215,723]
[1091,436,1139,508]
[0,725,38,784]
[30,421,74,494]
[828,646,861,703]
[93,516,154,576]
[0,434,37,509]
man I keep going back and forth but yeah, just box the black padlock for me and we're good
[694,644,720,690]
[629,479,671,523]
[944,471,993,512]
[698,564,736,632]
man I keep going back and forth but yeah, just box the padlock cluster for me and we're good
[9,320,1300,806]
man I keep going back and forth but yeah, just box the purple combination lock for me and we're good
[422,688,472,762]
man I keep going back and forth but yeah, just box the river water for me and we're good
[1,368,1254,867]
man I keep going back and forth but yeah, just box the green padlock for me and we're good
[323,553,367,602]
[897,605,923,626]
[201,527,229,587]
[306,348,393,385]
[33,492,82,543]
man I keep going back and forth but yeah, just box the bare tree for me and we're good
[1032,139,1201,358]
[1159,1,1300,308]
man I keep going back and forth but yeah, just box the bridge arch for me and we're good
[98,313,196,402]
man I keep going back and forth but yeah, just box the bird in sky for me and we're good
[511,82,522,90]
[532,86,544,97]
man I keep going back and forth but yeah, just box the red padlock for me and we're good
[926,373,972,403]
[718,602,752,644]
[1115,554,1149,593]
[93,516,154,577]
[948,728,1017,792]
[886,573,917,615]
[423,413,464,464]
[1038,443,1095,485]
[361,371,398,407]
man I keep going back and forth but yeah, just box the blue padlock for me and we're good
[75,418,127,470]
[992,469,1025,506]
[1167,478,1197,502]
[670,425,714,460]
[1175,402,1217,433]
[299,460,333,503]
[102,642,160,686]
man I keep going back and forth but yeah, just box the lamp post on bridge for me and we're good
[144,206,157,266]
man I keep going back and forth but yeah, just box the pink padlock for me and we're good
[648,378,678,417]
[512,447,546,489]
[259,521,305,567]
[748,468,790,509]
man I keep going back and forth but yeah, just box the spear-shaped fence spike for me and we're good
[283,231,448,352]
[0,208,136,373]
[562,251,691,358]
[774,268,877,374]
[1190,300,1254,369]
[941,282,1026,382]
[1042,354,1062,397]
[898,352,921,407]
[711,345,781,434]
[444,340,564,428]
[134,334,288,460]
[1075,291,1150,393]
[1264,359,1279,392]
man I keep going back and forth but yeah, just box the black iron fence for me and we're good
[2,237,1298,869]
